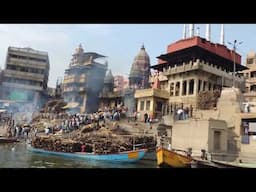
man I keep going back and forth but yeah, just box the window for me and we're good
[203,81,207,91]
[182,81,187,95]
[170,82,174,96]
[250,85,256,92]
[175,82,180,96]
[208,83,212,91]
[214,131,221,150]
[189,79,194,95]
[251,71,256,78]
[156,101,162,112]
[198,80,202,93]
[247,58,254,65]
[146,100,150,110]
[140,101,145,111]
[241,135,250,144]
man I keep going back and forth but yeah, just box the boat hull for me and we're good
[0,137,18,144]
[156,147,192,168]
[27,145,147,163]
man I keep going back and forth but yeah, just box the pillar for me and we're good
[173,81,176,96]
[194,79,198,96]
[180,80,183,96]
[186,79,190,96]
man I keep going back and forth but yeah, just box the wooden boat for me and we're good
[191,157,256,168]
[27,144,147,163]
[156,146,192,168]
[191,158,222,168]
[0,137,19,144]
[211,160,256,168]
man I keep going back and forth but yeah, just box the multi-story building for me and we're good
[0,46,50,108]
[63,44,107,113]
[114,75,129,93]
[241,51,256,102]
[136,24,247,119]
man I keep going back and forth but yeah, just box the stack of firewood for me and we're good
[197,90,221,110]
[31,134,157,154]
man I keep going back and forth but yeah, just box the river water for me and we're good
[0,142,157,168]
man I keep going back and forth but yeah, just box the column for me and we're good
[180,80,183,96]
[186,79,190,96]
[137,99,140,112]
[173,81,176,97]
[201,80,204,92]
[205,81,209,91]
[194,78,197,96]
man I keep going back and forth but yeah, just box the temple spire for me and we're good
[141,43,145,50]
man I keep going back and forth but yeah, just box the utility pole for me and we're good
[228,40,243,88]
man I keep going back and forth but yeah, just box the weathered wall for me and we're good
[172,119,209,156]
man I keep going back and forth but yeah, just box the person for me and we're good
[133,111,137,122]
[177,108,184,120]
[34,128,38,137]
[167,143,172,150]
[144,113,148,123]
[245,102,250,113]
[81,143,86,152]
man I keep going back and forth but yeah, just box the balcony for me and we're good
[3,69,44,81]
[63,75,86,84]
[135,88,169,99]
[162,59,244,84]
[8,57,48,69]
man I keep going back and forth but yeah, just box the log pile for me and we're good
[31,133,156,154]
[197,90,221,110]
[31,136,82,153]
[40,99,67,113]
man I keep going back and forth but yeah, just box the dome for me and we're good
[75,43,84,54]
[247,51,256,58]
[104,70,114,84]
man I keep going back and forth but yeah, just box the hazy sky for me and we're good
[0,24,255,87]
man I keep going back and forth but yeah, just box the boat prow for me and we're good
[27,144,147,163]
[156,146,192,168]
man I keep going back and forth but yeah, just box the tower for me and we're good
[103,70,114,93]
[129,44,151,89]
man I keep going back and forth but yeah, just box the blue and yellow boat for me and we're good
[27,144,147,163]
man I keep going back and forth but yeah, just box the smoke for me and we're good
[63,64,107,114]
[1,86,48,123]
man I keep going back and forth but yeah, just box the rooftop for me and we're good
[8,46,48,56]
[152,36,247,72]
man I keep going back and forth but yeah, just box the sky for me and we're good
[0,24,255,87]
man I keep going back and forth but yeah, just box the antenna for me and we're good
[183,24,187,39]
[227,40,243,88]
[220,24,225,45]
[205,24,211,41]
[196,27,200,36]
[189,24,194,37]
